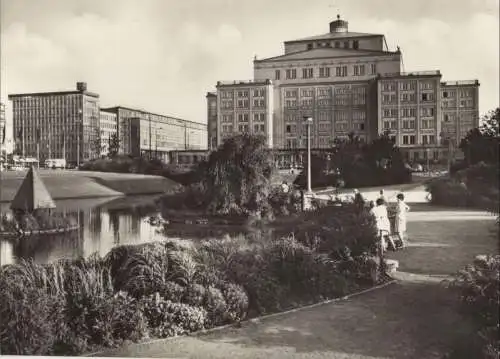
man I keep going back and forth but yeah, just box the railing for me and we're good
[378,70,441,78]
[216,79,272,86]
[441,80,479,86]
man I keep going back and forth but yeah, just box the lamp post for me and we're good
[304,116,313,194]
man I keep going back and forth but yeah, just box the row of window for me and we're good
[276,64,377,80]
[221,113,267,123]
[219,89,266,99]
[382,92,435,104]
[401,134,436,145]
[381,82,435,92]
[221,99,267,109]
[284,96,366,108]
[285,121,366,134]
[284,111,366,122]
[442,89,474,98]
[284,88,366,98]
[221,124,266,133]
[306,39,360,51]
[383,118,436,129]
[383,107,435,118]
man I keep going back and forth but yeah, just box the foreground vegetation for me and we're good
[436,108,499,359]
[0,201,385,355]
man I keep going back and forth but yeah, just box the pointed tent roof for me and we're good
[10,166,56,212]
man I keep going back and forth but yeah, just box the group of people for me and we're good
[368,189,410,252]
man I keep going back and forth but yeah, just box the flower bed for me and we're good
[0,203,385,355]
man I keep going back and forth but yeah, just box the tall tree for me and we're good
[203,133,273,217]
[460,108,499,165]
[91,128,103,159]
[108,132,120,158]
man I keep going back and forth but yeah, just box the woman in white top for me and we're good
[370,198,391,250]
[395,193,410,246]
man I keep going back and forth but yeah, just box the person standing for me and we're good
[370,198,391,251]
[395,193,410,247]
[378,189,387,204]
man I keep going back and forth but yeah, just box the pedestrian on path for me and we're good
[370,198,391,252]
[395,193,410,247]
[378,189,387,204]
[353,189,365,211]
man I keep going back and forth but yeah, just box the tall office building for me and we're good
[215,80,274,147]
[8,82,100,164]
[99,110,118,157]
[101,106,207,160]
[208,15,480,160]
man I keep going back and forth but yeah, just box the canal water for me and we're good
[0,195,166,266]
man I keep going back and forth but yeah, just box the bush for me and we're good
[204,286,228,327]
[140,293,207,338]
[447,255,500,359]
[220,282,249,322]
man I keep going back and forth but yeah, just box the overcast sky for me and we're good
[1,0,498,140]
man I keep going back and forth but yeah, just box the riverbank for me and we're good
[0,170,179,202]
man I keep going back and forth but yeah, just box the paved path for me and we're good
[100,204,498,359]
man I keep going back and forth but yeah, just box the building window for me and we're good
[353,65,365,76]
[302,68,314,79]
[402,119,416,129]
[285,69,297,79]
[237,99,249,108]
[319,67,330,78]
[307,43,313,50]
[237,91,249,97]
[285,99,297,108]
[335,66,347,77]
[301,89,314,97]
[253,99,265,107]
[353,40,359,49]
[443,91,448,98]
[343,41,349,48]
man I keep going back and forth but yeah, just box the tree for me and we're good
[460,108,499,165]
[202,133,274,217]
[108,132,120,158]
[91,128,103,159]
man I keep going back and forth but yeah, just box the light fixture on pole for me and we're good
[304,116,313,194]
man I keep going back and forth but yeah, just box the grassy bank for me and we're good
[0,170,178,202]
[0,202,388,356]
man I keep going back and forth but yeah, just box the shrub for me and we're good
[140,293,207,338]
[220,282,249,322]
[204,286,228,327]
[447,255,500,359]
[183,283,206,307]
[161,281,186,302]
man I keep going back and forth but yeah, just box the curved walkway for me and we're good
[100,204,498,359]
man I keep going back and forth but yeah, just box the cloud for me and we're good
[0,0,498,142]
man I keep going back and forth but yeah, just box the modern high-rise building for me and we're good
[9,82,100,164]
[99,110,118,157]
[8,82,208,164]
[101,106,208,161]
[208,15,480,161]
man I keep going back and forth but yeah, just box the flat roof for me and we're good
[8,90,99,98]
[101,106,206,127]
[285,32,383,44]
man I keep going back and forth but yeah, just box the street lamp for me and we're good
[304,116,313,194]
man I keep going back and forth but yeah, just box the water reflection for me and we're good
[0,195,162,266]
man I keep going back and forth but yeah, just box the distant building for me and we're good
[206,92,218,150]
[99,110,118,157]
[208,14,480,161]
[101,106,207,161]
[8,82,100,164]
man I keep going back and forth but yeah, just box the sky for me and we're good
[1,0,498,148]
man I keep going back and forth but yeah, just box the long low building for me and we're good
[101,106,207,161]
